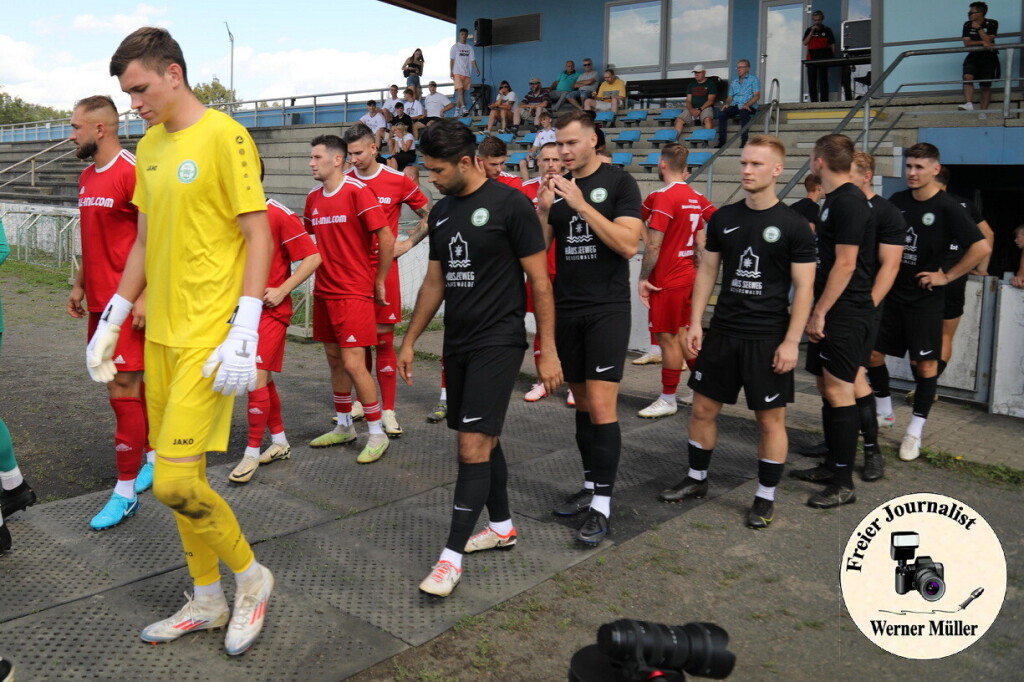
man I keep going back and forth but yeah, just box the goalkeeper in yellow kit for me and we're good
[87,27,274,656]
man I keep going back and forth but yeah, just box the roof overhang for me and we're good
[377,0,456,23]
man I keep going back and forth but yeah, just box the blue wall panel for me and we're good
[919,127,1024,164]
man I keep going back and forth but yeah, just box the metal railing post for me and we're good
[30,159,36,187]
[862,97,870,151]
[706,162,713,198]
[1003,47,1014,119]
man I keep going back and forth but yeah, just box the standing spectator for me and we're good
[450,28,479,115]
[381,84,402,123]
[548,60,580,111]
[359,100,387,146]
[803,10,836,102]
[402,88,426,138]
[387,123,418,182]
[485,81,516,134]
[584,69,627,112]
[717,59,761,148]
[673,65,718,135]
[402,48,425,100]
[511,77,550,133]
[960,2,999,111]
[790,173,825,232]
[422,81,454,125]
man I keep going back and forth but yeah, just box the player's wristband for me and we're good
[229,296,264,333]
[102,294,133,327]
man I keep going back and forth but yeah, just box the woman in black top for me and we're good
[403,48,424,100]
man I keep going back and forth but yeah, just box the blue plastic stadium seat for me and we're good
[458,117,473,127]
[497,133,515,144]
[475,132,487,144]
[594,111,616,127]
[517,132,537,149]
[621,110,649,127]
[688,151,712,168]
[649,128,680,148]
[655,109,683,126]
[611,130,641,148]
[611,152,633,168]
[684,129,717,147]
[639,152,661,170]
[507,151,528,167]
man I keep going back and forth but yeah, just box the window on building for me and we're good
[670,0,729,64]
[607,1,662,69]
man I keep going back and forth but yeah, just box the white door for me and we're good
[760,1,806,103]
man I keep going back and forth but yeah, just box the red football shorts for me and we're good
[88,311,145,372]
[376,268,402,325]
[256,315,287,372]
[313,297,377,347]
[648,280,694,335]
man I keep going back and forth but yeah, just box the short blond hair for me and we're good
[746,134,786,159]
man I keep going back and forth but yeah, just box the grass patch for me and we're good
[0,259,71,290]
[920,447,1024,488]
[554,571,593,598]
[453,613,486,632]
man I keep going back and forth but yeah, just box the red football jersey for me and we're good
[78,149,138,311]
[522,176,541,207]
[345,164,428,263]
[496,172,525,191]
[304,177,386,299]
[642,181,716,289]
[265,199,319,324]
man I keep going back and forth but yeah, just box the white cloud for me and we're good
[72,4,170,33]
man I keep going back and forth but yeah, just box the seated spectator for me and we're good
[422,80,454,125]
[381,84,402,123]
[565,58,600,111]
[512,77,550,133]
[585,69,626,112]
[402,87,426,138]
[477,135,524,189]
[716,59,761,148]
[518,110,556,177]
[359,100,387,145]
[387,122,418,182]
[673,65,718,135]
[548,60,580,110]
[789,173,824,232]
[960,2,1000,111]
[389,102,414,136]
[485,81,516,133]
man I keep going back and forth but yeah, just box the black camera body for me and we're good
[891,532,946,602]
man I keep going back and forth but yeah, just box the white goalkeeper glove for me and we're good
[202,296,263,396]
[86,294,133,383]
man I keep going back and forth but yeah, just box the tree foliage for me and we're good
[192,77,239,111]
[0,88,72,125]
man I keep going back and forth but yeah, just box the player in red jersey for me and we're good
[341,123,430,438]
[304,134,395,464]
[228,179,321,483]
[477,136,524,190]
[67,95,154,530]
[637,143,715,419]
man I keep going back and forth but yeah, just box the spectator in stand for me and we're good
[803,10,836,102]
[485,81,517,134]
[511,78,550,134]
[1012,225,1024,288]
[387,122,418,183]
[790,173,824,232]
[422,81,454,125]
[585,69,627,112]
[382,85,402,123]
[717,59,761,148]
[518,111,556,178]
[960,2,1000,111]
[360,100,388,146]
[402,48,425,100]
[402,87,426,138]
[389,102,413,138]
[563,58,600,111]
[673,65,718,135]
[450,28,479,115]
[548,60,580,111]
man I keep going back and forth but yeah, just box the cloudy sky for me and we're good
[1,1,455,111]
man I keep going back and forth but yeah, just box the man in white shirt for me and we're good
[381,85,402,123]
[422,81,454,125]
[401,88,426,138]
[359,100,387,146]
[449,27,479,115]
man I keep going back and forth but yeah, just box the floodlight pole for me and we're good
[225,22,235,96]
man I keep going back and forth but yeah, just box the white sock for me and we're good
[146,450,156,464]
[439,388,447,401]
[649,344,661,356]
[367,420,384,435]
[591,494,612,518]
[113,479,136,499]
[688,467,708,481]
[0,515,4,528]
[756,484,776,501]
[244,446,260,459]
[234,560,265,590]
[336,413,352,428]
[659,393,675,404]
[907,416,926,439]
[194,580,224,599]
[439,547,462,569]
[875,395,893,417]
[0,466,23,490]
[271,431,288,446]
[489,518,514,535]
[583,480,595,491]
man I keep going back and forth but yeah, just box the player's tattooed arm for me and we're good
[638,227,663,308]
[395,206,431,257]
[694,229,707,268]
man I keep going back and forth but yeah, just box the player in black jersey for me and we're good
[801,134,876,510]
[398,120,562,597]
[794,151,904,484]
[537,110,643,547]
[658,135,816,529]
[869,143,989,462]
[789,173,824,232]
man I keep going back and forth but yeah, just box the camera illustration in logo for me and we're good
[891,531,945,602]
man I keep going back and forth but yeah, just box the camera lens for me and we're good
[597,619,735,679]
[916,569,945,602]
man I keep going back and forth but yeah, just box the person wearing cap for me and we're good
[422,81,454,125]
[511,78,550,133]
[563,58,599,111]
[673,65,718,136]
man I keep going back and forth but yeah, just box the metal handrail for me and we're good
[0,140,75,191]
[778,42,1024,199]
[763,78,781,137]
